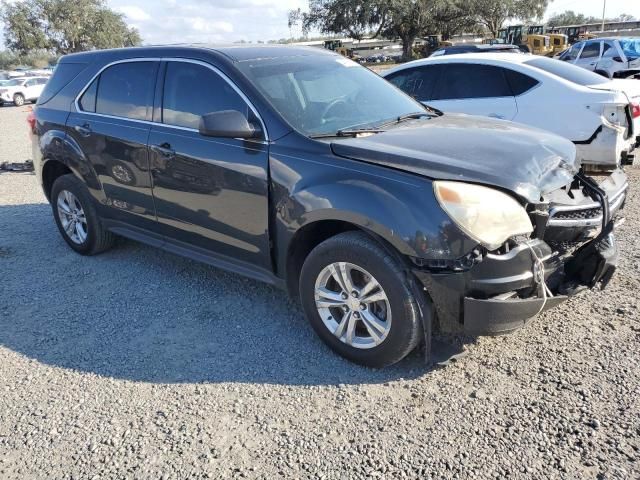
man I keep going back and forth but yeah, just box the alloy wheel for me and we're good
[314,262,392,349]
[57,190,88,245]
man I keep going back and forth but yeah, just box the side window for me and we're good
[602,42,617,58]
[561,42,582,61]
[504,69,539,95]
[162,62,248,130]
[94,62,157,121]
[387,65,440,101]
[579,42,601,59]
[79,77,98,113]
[432,64,512,100]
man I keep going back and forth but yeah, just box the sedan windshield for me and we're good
[237,55,425,136]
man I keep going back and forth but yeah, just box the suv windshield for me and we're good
[524,57,607,86]
[619,38,640,59]
[237,55,425,136]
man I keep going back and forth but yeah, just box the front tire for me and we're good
[13,93,24,107]
[50,174,115,255]
[299,231,423,368]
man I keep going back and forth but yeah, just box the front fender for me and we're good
[270,149,477,277]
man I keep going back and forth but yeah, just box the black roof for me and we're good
[61,44,335,63]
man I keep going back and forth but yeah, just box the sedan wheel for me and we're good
[314,262,392,349]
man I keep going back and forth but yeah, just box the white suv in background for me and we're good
[384,54,640,169]
[0,76,49,106]
[559,38,640,79]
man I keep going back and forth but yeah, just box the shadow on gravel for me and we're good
[0,203,470,385]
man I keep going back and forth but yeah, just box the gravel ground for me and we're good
[1,106,639,479]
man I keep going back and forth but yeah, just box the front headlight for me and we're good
[434,181,533,251]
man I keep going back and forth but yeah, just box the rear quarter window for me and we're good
[36,63,87,106]
[504,69,539,95]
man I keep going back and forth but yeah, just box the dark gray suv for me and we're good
[31,45,627,367]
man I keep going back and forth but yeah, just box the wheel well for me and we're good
[285,220,362,298]
[42,160,72,201]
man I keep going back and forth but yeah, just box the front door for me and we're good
[147,60,271,271]
[66,60,159,225]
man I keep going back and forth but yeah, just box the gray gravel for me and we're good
[1,106,639,479]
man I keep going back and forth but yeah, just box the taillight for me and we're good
[26,108,36,134]
[631,102,640,119]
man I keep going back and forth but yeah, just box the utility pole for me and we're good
[601,0,606,32]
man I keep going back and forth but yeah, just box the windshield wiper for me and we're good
[308,127,386,139]
[372,110,439,130]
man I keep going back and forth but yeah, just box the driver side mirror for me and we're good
[199,110,261,139]
[612,56,624,63]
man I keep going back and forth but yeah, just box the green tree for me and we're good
[0,1,48,55]
[469,0,549,38]
[290,0,462,61]
[1,0,142,56]
[546,10,598,27]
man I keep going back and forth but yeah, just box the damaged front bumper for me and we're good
[413,169,627,335]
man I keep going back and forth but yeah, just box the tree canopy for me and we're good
[1,0,142,56]
[289,0,550,60]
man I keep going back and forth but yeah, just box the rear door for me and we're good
[597,41,627,78]
[428,63,517,120]
[147,59,271,270]
[66,60,159,226]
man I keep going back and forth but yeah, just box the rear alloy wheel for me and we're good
[300,231,423,368]
[50,174,115,255]
[13,93,24,107]
[56,190,88,245]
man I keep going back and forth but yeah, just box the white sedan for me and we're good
[0,76,48,107]
[383,53,640,169]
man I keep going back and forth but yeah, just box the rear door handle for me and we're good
[151,142,175,158]
[489,113,505,119]
[74,124,91,137]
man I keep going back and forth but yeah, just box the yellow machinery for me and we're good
[548,33,568,55]
[421,35,452,56]
[498,25,552,55]
[323,40,350,57]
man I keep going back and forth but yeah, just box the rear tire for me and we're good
[13,93,24,107]
[299,231,423,368]
[50,174,115,255]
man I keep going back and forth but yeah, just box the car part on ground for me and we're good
[31,44,627,367]
[384,53,640,169]
[0,160,33,172]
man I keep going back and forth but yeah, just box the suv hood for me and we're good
[330,114,579,203]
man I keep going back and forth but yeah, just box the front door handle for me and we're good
[74,124,91,137]
[489,113,505,119]
[151,142,175,158]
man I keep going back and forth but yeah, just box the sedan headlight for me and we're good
[434,181,533,251]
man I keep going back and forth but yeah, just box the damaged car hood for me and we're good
[330,114,579,203]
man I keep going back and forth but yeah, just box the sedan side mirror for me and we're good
[612,56,623,63]
[199,110,261,139]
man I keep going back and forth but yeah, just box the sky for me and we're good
[1,0,640,48]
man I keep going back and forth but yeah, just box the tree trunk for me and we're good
[401,35,415,62]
